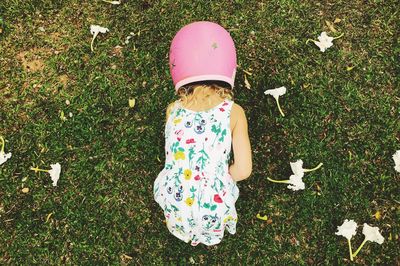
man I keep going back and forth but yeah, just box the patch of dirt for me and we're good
[16,48,52,72]
[24,59,44,72]
[58,74,69,87]
[111,45,124,57]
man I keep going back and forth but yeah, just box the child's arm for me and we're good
[229,103,252,181]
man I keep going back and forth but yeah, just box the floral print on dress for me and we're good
[153,99,239,246]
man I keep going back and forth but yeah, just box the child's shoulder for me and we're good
[231,102,246,117]
[166,100,179,111]
[230,102,247,129]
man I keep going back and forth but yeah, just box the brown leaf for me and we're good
[244,74,251,90]
[325,20,337,33]
[334,18,342,23]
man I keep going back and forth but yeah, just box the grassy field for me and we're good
[1,0,399,264]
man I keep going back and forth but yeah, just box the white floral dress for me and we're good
[153,98,239,246]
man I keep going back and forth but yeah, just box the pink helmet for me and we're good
[169,21,237,92]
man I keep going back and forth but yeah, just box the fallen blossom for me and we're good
[393,150,400,173]
[264,86,286,117]
[307,32,344,52]
[0,136,12,165]
[290,160,305,177]
[267,160,322,191]
[30,163,61,187]
[362,223,384,244]
[335,219,358,240]
[351,223,384,259]
[315,32,333,52]
[267,174,305,191]
[335,219,358,261]
[290,159,323,177]
[287,174,305,191]
[90,25,109,52]
[49,163,61,186]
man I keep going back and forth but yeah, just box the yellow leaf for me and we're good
[346,65,355,71]
[334,18,342,23]
[373,211,381,220]
[256,213,268,221]
[22,187,29,193]
[129,98,136,108]
[325,20,337,33]
[121,254,133,260]
[243,69,252,76]
[46,212,53,223]
[244,74,251,90]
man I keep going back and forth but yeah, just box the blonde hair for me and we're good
[167,83,233,115]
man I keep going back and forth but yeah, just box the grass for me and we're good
[1,0,399,264]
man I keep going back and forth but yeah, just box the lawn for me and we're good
[0,0,399,264]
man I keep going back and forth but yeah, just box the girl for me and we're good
[153,21,252,246]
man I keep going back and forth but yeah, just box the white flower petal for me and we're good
[48,163,61,186]
[90,25,109,36]
[287,174,305,191]
[0,152,12,165]
[362,223,384,244]
[264,86,287,100]
[335,219,358,240]
[318,32,334,43]
[290,159,304,177]
[313,32,334,52]
[393,150,400,173]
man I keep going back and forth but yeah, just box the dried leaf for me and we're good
[102,0,121,4]
[22,187,29,193]
[373,211,381,220]
[129,98,136,108]
[334,18,342,23]
[243,69,253,76]
[244,74,251,90]
[46,212,53,223]
[120,254,133,261]
[256,213,268,221]
[325,20,337,33]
